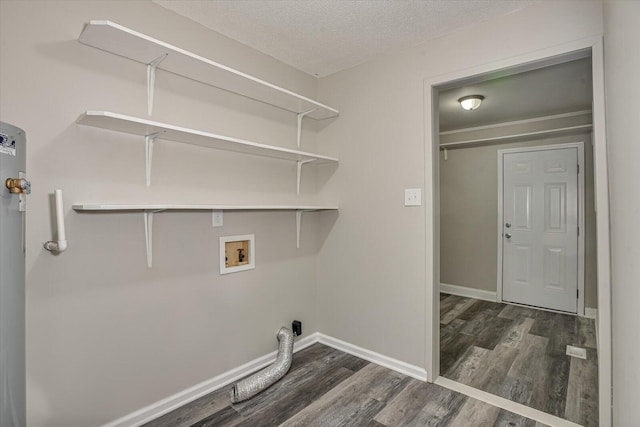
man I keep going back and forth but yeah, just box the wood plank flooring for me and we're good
[440,293,598,426]
[145,343,546,427]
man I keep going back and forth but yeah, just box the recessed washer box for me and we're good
[220,234,255,275]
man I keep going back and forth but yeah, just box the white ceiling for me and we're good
[152,1,590,130]
[438,57,593,131]
[153,0,538,77]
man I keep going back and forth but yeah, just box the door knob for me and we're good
[505,222,511,228]
[505,233,512,239]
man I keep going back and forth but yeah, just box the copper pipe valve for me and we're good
[5,178,31,194]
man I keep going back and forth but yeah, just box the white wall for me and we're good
[0,1,334,425]
[603,0,640,424]
[316,0,603,370]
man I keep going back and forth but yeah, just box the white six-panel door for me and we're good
[501,146,579,313]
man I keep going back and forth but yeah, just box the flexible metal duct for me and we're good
[230,327,294,403]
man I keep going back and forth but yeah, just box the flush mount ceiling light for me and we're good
[458,95,484,111]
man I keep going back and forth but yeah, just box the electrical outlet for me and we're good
[292,320,302,336]
[404,188,422,206]
[212,210,223,227]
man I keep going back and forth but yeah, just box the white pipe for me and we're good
[44,189,68,252]
[54,189,66,242]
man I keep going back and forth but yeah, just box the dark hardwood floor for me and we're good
[145,343,546,426]
[440,293,598,427]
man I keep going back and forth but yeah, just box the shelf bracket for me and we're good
[296,209,315,248]
[143,209,163,268]
[145,131,164,187]
[296,159,316,195]
[147,53,168,116]
[296,109,316,147]
[296,210,302,249]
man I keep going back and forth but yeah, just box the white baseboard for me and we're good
[317,333,428,381]
[440,283,497,302]
[103,331,428,427]
[102,332,319,427]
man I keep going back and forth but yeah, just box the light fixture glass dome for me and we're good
[458,95,484,111]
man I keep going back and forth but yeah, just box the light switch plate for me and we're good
[405,188,422,206]
[212,210,223,227]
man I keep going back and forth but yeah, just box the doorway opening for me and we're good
[424,39,611,427]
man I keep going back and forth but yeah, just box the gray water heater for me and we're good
[0,121,27,427]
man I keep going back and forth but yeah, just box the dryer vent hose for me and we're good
[230,327,294,403]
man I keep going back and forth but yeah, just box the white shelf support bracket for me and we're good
[296,210,303,249]
[147,53,168,116]
[145,131,163,187]
[296,209,314,249]
[144,210,154,268]
[296,159,316,195]
[443,147,448,161]
[143,209,163,268]
[296,109,316,147]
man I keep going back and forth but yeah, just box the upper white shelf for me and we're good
[77,111,339,164]
[78,20,339,120]
[72,204,338,211]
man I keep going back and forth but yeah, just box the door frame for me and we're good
[423,36,611,426]
[496,142,585,315]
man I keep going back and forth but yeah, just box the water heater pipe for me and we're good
[230,327,294,403]
[44,189,68,252]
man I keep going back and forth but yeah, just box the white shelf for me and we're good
[439,124,593,148]
[78,20,339,120]
[73,204,338,267]
[77,111,338,163]
[76,22,341,266]
[77,111,338,191]
[72,204,338,211]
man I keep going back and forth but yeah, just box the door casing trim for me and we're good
[423,35,612,426]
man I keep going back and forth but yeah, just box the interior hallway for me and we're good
[146,343,546,427]
[440,293,598,426]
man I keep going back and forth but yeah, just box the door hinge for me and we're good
[577,164,580,173]
[577,289,579,299]
[577,226,580,236]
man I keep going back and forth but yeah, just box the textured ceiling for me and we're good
[439,57,593,131]
[153,0,537,77]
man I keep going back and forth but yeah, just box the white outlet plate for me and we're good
[212,210,223,227]
[405,188,422,206]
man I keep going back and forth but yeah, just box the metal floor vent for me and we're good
[566,345,587,360]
